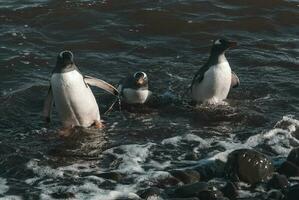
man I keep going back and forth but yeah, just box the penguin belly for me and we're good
[192,62,232,104]
[122,88,149,104]
[51,70,100,127]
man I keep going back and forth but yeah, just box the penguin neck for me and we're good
[208,52,228,66]
[53,64,78,74]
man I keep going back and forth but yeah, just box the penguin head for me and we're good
[56,50,74,68]
[211,39,237,55]
[133,71,148,87]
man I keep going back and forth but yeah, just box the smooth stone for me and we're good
[155,175,181,188]
[170,182,209,198]
[165,198,199,200]
[197,188,223,200]
[221,181,238,200]
[267,189,284,200]
[287,147,299,167]
[169,182,223,199]
[291,128,299,140]
[224,149,274,184]
[170,169,201,184]
[136,187,162,199]
[51,191,75,199]
[285,184,299,200]
[96,172,123,182]
[194,159,226,181]
[267,173,289,190]
[277,161,299,177]
[184,152,200,160]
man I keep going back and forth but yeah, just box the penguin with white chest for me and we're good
[191,39,240,105]
[118,72,151,104]
[43,51,118,135]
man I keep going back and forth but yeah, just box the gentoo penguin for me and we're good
[43,51,118,134]
[117,71,151,104]
[190,39,240,104]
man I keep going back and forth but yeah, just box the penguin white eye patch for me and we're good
[214,39,221,45]
[59,50,73,58]
[134,72,147,79]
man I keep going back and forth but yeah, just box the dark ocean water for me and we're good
[0,0,298,199]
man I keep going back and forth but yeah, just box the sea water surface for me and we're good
[0,0,298,199]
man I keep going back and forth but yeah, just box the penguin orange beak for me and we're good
[227,41,237,48]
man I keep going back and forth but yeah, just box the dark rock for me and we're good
[170,169,201,184]
[96,172,123,182]
[165,198,199,200]
[169,182,223,199]
[287,147,299,167]
[197,187,223,200]
[184,152,200,160]
[170,182,209,198]
[51,191,75,199]
[221,181,238,200]
[267,173,289,190]
[267,189,284,200]
[155,175,181,188]
[194,159,226,181]
[277,161,299,177]
[224,149,274,184]
[291,128,299,140]
[285,184,299,200]
[137,187,162,199]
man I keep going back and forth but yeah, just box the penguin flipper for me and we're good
[43,86,53,123]
[84,75,119,96]
[191,63,210,87]
[231,71,240,88]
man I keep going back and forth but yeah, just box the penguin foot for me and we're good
[91,120,104,129]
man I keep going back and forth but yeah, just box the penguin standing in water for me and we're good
[118,71,151,104]
[43,51,118,136]
[191,39,240,105]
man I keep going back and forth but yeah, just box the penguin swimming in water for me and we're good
[117,71,151,104]
[43,51,118,135]
[190,39,240,105]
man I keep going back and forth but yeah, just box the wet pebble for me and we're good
[184,152,200,160]
[136,187,163,199]
[168,181,208,198]
[155,174,181,188]
[285,184,299,200]
[267,189,284,200]
[287,147,299,167]
[165,198,199,200]
[225,149,274,184]
[277,161,299,177]
[221,181,238,200]
[96,172,123,182]
[51,191,75,199]
[170,169,201,184]
[167,181,224,199]
[267,173,288,190]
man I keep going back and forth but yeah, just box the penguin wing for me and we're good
[231,71,240,88]
[42,86,53,123]
[84,75,119,96]
[191,64,210,87]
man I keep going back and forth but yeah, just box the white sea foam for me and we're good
[26,159,64,179]
[0,178,9,195]
[161,133,210,148]
[22,115,299,199]
[0,196,22,200]
[103,143,154,174]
